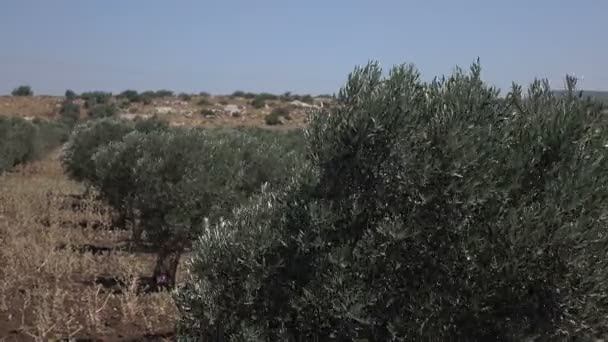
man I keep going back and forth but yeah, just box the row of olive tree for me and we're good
[62,117,306,289]
[174,61,608,340]
[0,116,70,173]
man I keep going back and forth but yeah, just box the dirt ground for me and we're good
[0,96,62,119]
[0,151,183,341]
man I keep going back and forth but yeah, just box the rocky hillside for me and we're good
[0,94,334,128]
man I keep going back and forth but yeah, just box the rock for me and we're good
[289,100,317,108]
[155,106,173,114]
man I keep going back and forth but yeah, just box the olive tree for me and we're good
[61,118,134,185]
[176,61,608,340]
[93,127,305,290]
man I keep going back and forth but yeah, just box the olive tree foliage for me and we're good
[62,117,168,228]
[61,118,134,184]
[175,61,608,341]
[0,117,70,173]
[92,127,305,289]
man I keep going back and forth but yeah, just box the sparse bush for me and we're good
[199,91,211,97]
[155,90,174,98]
[141,95,153,105]
[80,91,112,108]
[300,94,314,104]
[264,107,289,125]
[0,117,37,171]
[59,100,81,126]
[178,93,192,101]
[11,85,33,96]
[197,97,211,106]
[88,103,118,119]
[264,112,281,125]
[200,109,215,117]
[176,61,608,340]
[218,99,229,105]
[280,91,292,102]
[251,97,266,109]
[141,90,173,98]
[118,90,140,103]
[271,107,290,119]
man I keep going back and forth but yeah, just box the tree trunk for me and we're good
[131,224,143,242]
[112,210,127,230]
[152,247,182,290]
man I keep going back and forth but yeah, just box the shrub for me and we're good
[300,94,314,104]
[155,90,174,98]
[264,107,290,126]
[200,109,215,117]
[11,85,33,96]
[199,91,211,97]
[176,61,608,340]
[178,93,192,101]
[264,112,281,125]
[141,95,153,105]
[0,117,37,171]
[0,117,69,173]
[197,97,211,106]
[65,89,77,100]
[271,107,290,119]
[59,100,81,126]
[251,97,266,109]
[80,91,112,108]
[88,103,118,119]
[118,90,140,103]
[280,91,292,102]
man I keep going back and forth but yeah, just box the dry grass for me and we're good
[0,152,180,341]
[0,96,61,119]
[0,95,315,130]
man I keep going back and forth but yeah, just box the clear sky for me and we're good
[1,0,607,95]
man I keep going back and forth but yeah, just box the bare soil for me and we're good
[0,152,182,341]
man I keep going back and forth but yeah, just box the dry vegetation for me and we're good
[0,96,62,120]
[0,94,328,129]
[0,151,181,340]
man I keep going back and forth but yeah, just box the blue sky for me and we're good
[1,0,607,95]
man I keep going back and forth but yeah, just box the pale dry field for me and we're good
[0,151,184,341]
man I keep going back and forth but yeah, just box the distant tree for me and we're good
[80,91,112,108]
[231,90,246,98]
[65,89,77,100]
[154,90,174,98]
[118,90,141,103]
[12,85,33,96]
[178,93,192,101]
[300,94,314,104]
